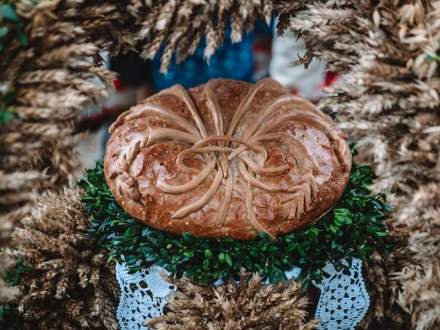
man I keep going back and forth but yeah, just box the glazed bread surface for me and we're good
[104,78,352,240]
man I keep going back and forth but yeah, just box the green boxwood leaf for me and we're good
[0,4,18,21]
[16,30,28,46]
[224,253,233,267]
[204,249,213,258]
[0,26,8,38]
[0,110,14,125]
[218,252,226,263]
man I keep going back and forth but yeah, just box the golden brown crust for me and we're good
[104,79,352,240]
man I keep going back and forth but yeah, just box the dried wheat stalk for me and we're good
[11,187,119,330]
[148,271,318,330]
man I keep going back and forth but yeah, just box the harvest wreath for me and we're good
[0,1,436,329]
[79,78,391,288]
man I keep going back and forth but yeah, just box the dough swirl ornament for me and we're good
[104,79,351,239]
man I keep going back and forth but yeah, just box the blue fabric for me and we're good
[151,31,255,90]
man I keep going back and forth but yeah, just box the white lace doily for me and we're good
[315,259,369,330]
[115,263,175,330]
[116,259,369,330]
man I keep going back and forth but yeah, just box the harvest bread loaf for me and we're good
[104,78,352,240]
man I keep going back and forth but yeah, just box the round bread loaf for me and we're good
[104,79,352,240]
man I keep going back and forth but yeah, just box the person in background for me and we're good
[151,28,256,90]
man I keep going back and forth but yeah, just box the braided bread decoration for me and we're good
[104,79,351,240]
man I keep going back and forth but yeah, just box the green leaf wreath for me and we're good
[80,159,392,286]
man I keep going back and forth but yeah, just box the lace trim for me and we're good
[315,259,370,330]
[116,259,369,330]
[116,263,175,330]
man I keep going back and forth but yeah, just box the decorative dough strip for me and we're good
[245,181,273,238]
[253,112,349,170]
[238,155,317,194]
[228,78,286,136]
[217,170,233,227]
[157,159,216,194]
[160,84,208,138]
[204,81,228,177]
[171,169,223,219]
[146,127,199,146]
[124,103,201,137]
[282,173,318,219]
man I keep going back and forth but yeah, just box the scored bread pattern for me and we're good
[107,78,350,237]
